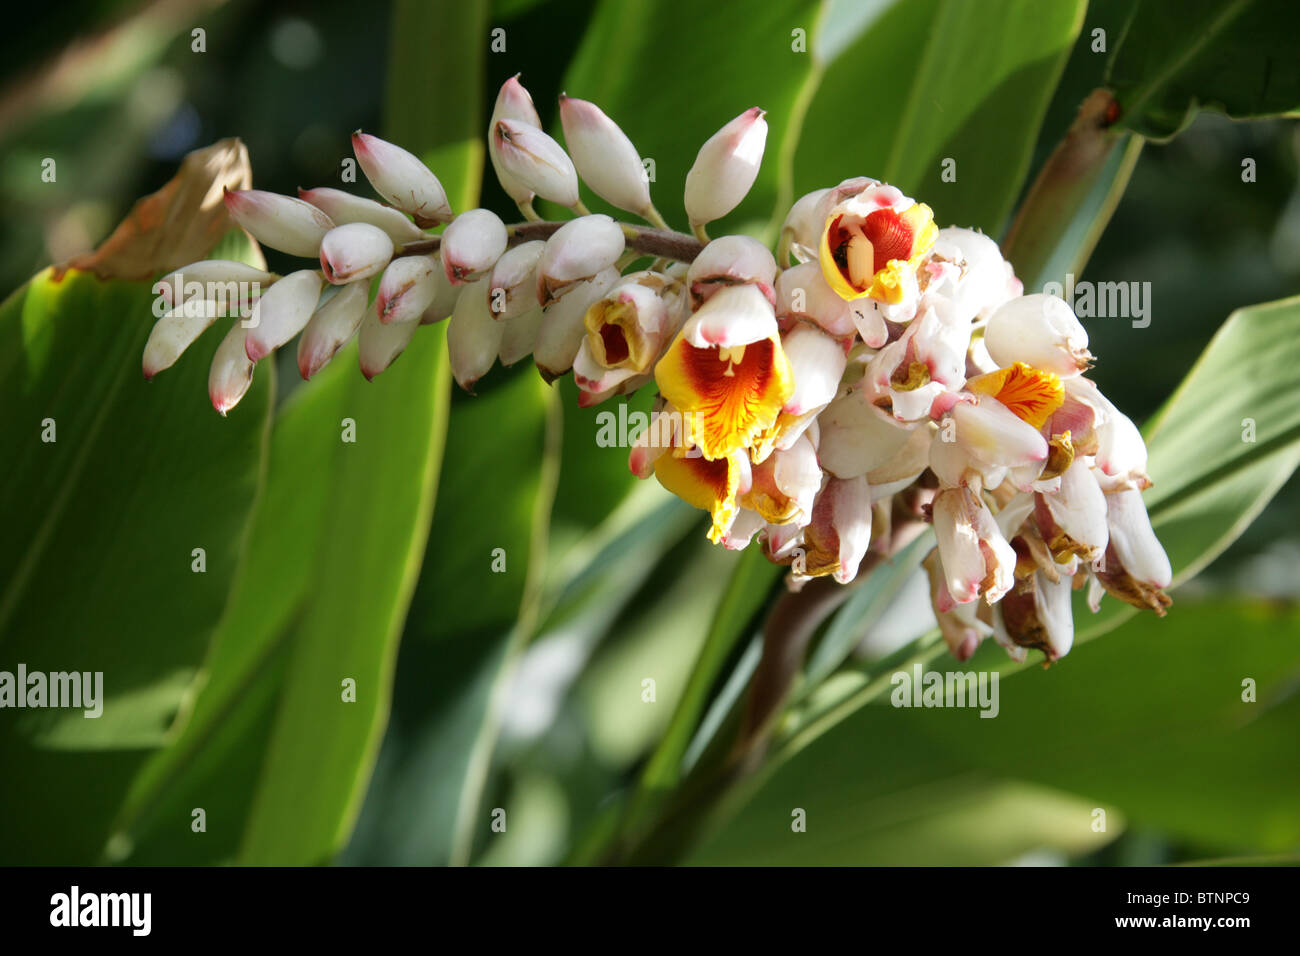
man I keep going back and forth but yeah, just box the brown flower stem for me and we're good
[396,221,707,264]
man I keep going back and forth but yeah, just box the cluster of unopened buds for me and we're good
[144,76,1171,663]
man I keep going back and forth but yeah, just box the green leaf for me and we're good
[1108,0,1300,140]
[342,368,558,866]
[233,0,484,865]
[795,0,1085,235]
[0,270,271,861]
[108,357,354,864]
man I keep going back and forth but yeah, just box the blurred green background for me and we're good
[1,0,1297,866]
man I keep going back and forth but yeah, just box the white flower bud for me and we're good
[499,305,545,367]
[319,222,394,284]
[781,323,845,416]
[156,259,271,310]
[298,281,370,380]
[358,308,420,380]
[984,293,1092,376]
[352,131,453,227]
[683,107,767,230]
[244,269,323,362]
[143,299,224,380]
[375,255,439,324]
[209,322,256,416]
[534,267,619,379]
[297,186,423,243]
[779,187,830,262]
[492,118,580,208]
[223,188,334,258]
[440,208,508,285]
[419,254,461,324]
[559,94,652,216]
[686,235,777,308]
[489,75,542,205]
[488,240,545,320]
[536,215,625,306]
[448,277,504,391]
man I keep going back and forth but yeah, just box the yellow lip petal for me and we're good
[653,450,742,543]
[655,331,793,460]
[967,361,1064,429]
[819,202,938,304]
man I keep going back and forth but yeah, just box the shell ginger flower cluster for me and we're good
[143,76,1171,664]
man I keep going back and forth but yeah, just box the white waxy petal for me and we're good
[681,283,777,349]
[807,476,873,584]
[780,187,830,262]
[352,131,452,227]
[492,118,580,208]
[951,398,1049,470]
[358,307,420,380]
[419,254,461,325]
[156,259,271,310]
[489,240,545,320]
[683,107,767,229]
[775,261,857,338]
[209,322,256,416]
[319,222,394,284]
[559,94,652,216]
[297,186,423,243]
[931,227,1020,321]
[536,215,625,305]
[488,75,542,205]
[244,269,323,362]
[781,323,845,415]
[1034,570,1076,659]
[376,255,439,324]
[440,208,508,285]
[223,189,334,258]
[1044,458,1109,556]
[534,267,619,378]
[1105,488,1171,588]
[686,235,777,308]
[297,281,369,380]
[447,276,504,391]
[499,305,545,366]
[818,390,913,479]
[143,299,224,380]
[932,487,1016,605]
[985,293,1091,376]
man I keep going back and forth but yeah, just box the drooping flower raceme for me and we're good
[144,77,1171,663]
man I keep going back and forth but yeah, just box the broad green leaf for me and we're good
[108,357,354,864]
[795,0,1085,235]
[1108,0,1300,140]
[0,271,271,748]
[342,368,557,866]
[0,270,271,862]
[234,0,483,865]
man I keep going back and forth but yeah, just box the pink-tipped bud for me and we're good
[535,215,625,306]
[418,254,462,324]
[244,269,323,362]
[297,186,423,243]
[209,322,256,416]
[498,305,545,367]
[487,240,545,321]
[357,308,420,380]
[533,267,619,379]
[559,94,652,216]
[685,235,778,308]
[440,208,508,285]
[223,188,334,258]
[319,222,394,284]
[447,276,504,391]
[375,255,439,324]
[155,259,271,310]
[492,118,580,208]
[297,281,370,380]
[683,108,767,230]
[489,75,542,205]
[352,131,453,227]
[143,299,224,380]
